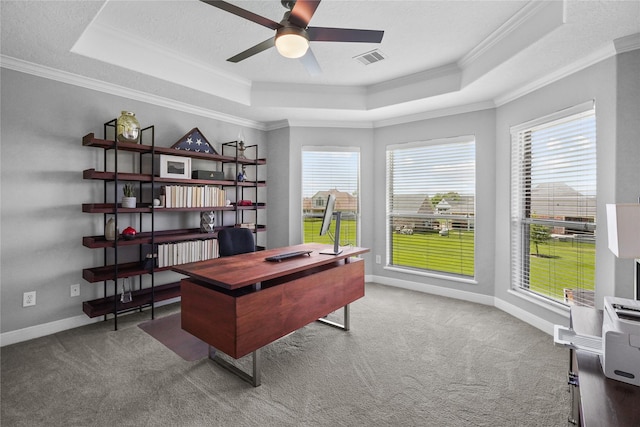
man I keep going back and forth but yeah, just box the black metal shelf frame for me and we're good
[101,119,156,330]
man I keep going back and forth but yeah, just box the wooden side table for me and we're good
[568,306,640,426]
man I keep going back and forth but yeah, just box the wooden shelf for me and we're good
[82,203,152,214]
[83,226,267,249]
[83,134,265,164]
[236,180,267,187]
[82,282,181,318]
[82,134,151,154]
[237,203,266,210]
[83,168,238,186]
[82,203,235,214]
[83,261,154,283]
[81,129,266,326]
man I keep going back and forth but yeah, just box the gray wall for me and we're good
[494,51,640,328]
[614,50,640,297]
[373,109,497,297]
[2,49,639,337]
[269,125,375,269]
[265,125,290,249]
[0,68,266,333]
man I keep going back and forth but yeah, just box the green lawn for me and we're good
[391,231,475,276]
[304,217,357,246]
[528,237,596,301]
[303,218,595,304]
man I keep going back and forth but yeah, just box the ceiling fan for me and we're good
[200,0,384,75]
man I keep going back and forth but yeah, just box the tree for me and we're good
[530,224,551,256]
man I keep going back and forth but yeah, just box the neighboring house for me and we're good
[304,189,358,217]
[530,182,596,235]
[391,194,475,233]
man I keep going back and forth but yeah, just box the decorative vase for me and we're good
[116,111,140,143]
[122,197,137,208]
[105,217,116,241]
[200,211,215,233]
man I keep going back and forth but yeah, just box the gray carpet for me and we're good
[1,283,570,426]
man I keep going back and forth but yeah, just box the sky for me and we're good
[302,150,360,198]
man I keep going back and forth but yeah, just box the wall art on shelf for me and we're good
[159,154,191,179]
[171,127,217,154]
[200,211,215,233]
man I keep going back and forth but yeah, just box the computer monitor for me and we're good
[319,194,342,255]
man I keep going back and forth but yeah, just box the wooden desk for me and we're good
[569,307,640,426]
[173,243,369,386]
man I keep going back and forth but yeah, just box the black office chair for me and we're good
[217,227,256,257]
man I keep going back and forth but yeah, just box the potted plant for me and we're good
[122,183,137,208]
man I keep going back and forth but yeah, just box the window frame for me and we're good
[301,146,361,247]
[510,100,597,307]
[386,135,476,279]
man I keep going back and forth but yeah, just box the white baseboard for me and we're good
[369,274,554,335]
[370,274,495,306]
[0,315,102,347]
[494,298,556,335]
[0,297,181,347]
[3,279,556,347]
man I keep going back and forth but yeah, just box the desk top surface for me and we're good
[570,306,640,426]
[172,243,369,290]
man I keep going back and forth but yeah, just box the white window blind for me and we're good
[386,137,475,277]
[302,147,360,246]
[511,102,596,307]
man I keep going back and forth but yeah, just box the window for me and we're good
[386,137,475,277]
[511,102,596,307]
[302,148,360,246]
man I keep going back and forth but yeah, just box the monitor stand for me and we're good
[320,212,343,255]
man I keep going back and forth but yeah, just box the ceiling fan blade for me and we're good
[307,27,384,43]
[227,37,275,63]
[200,0,281,30]
[299,47,322,76]
[289,0,321,28]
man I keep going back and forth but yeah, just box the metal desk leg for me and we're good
[209,346,262,387]
[317,304,350,331]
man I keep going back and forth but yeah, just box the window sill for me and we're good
[383,265,478,285]
[507,288,570,318]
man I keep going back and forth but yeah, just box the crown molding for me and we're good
[614,32,640,54]
[493,43,615,107]
[263,119,291,131]
[367,63,462,93]
[0,55,267,130]
[285,119,374,129]
[373,101,496,129]
[71,20,252,105]
[459,1,558,69]
[459,1,565,89]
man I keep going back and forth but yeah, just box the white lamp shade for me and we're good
[606,203,640,258]
[275,33,309,58]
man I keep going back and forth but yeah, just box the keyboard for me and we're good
[265,250,312,262]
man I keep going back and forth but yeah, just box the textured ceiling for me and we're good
[1,0,639,128]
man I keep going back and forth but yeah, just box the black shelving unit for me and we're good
[81,129,266,329]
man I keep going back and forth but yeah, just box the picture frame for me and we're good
[160,154,191,179]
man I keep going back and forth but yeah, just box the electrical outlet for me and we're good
[23,291,36,307]
[376,255,381,264]
[70,284,80,297]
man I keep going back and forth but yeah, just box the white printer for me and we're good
[554,296,640,387]
[600,296,640,386]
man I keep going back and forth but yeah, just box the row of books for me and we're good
[157,239,218,268]
[161,185,227,208]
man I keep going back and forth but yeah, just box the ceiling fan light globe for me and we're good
[275,29,309,59]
